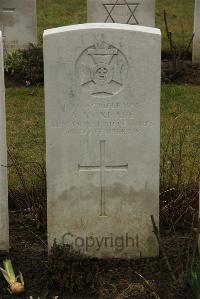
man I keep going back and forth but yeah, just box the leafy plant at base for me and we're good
[4,51,23,74]
[5,44,43,85]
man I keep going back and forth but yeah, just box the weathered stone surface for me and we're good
[87,0,155,27]
[0,31,9,251]
[0,0,37,51]
[193,0,200,63]
[44,23,161,258]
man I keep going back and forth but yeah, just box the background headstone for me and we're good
[193,0,200,63]
[0,0,37,51]
[0,31,9,251]
[87,0,155,27]
[44,23,161,258]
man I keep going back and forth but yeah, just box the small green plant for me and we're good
[4,51,23,74]
[0,259,25,294]
[5,44,43,85]
[189,264,200,299]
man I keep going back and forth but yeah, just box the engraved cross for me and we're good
[78,140,128,217]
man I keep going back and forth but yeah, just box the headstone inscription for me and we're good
[193,0,200,63]
[0,0,37,51]
[44,23,161,258]
[87,0,155,27]
[0,31,9,251]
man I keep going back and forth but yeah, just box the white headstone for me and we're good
[87,0,155,27]
[193,0,200,63]
[0,31,9,252]
[44,23,161,258]
[0,0,37,51]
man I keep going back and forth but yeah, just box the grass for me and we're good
[6,87,45,189]
[37,0,86,44]
[156,0,195,51]
[161,84,199,188]
[5,84,199,190]
[36,0,195,52]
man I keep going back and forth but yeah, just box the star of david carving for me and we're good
[103,0,139,25]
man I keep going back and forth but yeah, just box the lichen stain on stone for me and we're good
[58,182,157,209]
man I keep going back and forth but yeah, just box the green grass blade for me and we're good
[4,260,16,281]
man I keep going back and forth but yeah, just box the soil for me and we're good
[0,209,196,299]
[162,60,200,85]
[5,74,25,88]
[0,211,48,299]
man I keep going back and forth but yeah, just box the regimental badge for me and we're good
[76,41,129,98]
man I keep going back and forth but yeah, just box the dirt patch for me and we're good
[162,60,200,84]
[5,74,25,88]
[0,211,48,298]
[0,210,196,298]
